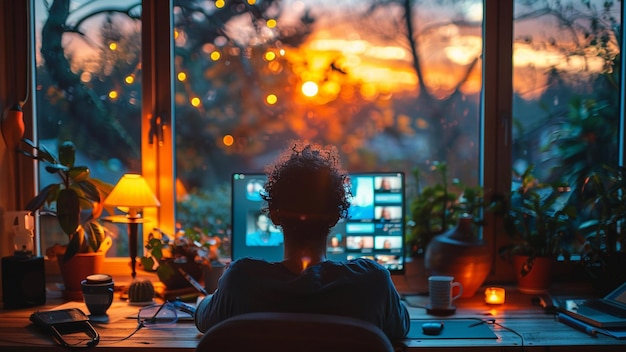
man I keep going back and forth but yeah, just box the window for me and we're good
[173,0,484,258]
[33,0,142,257]
[16,0,623,279]
[511,0,623,255]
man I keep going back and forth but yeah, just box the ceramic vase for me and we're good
[424,214,491,298]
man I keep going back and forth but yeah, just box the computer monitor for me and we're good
[231,172,406,274]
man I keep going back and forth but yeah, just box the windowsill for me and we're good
[44,257,160,288]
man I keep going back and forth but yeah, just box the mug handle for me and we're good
[451,282,463,301]
[105,287,114,306]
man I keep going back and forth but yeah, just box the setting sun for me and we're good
[301,81,319,97]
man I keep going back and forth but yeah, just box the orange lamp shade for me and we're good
[485,287,505,304]
[104,174,160,218]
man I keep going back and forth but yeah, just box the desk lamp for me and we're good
[104,174,160,279]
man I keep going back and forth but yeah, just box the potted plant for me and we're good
[499,164,576,294]
[578,164,626,295]
[140,227,222,292]
[406,162,458,256]
[408,161,494,297]
[19,139,114,299]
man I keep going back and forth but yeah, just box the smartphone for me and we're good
[30,308,99,347]
[30,308,90,326]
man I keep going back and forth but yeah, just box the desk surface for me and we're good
[0,283,625,351]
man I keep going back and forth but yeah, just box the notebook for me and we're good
[557,281,626,328]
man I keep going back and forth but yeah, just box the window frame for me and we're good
[482,0,514,281]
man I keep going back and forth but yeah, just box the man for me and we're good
[195,141,410,341]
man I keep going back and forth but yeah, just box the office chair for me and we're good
[195,312,399,352]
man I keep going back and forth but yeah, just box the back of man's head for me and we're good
[262,141,351,232]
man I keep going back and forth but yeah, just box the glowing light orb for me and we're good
[223,135,234,146]
[266,94,278,105]
[301,81,319,97]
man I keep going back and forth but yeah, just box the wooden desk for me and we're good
[0,284,624,351]
[400,288,626,351]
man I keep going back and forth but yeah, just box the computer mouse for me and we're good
[422,322,444,335]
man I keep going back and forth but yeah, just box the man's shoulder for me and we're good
[349,257,387,269]
[329,258,389,277]
[229,257,271,269]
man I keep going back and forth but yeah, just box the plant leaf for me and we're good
[78,180,102,203]
[68,166,90,182]
[37,144,58,163]
[57,188,80,236]
[140,257,157,272]
[58,141,76,168]
[45,164,68,174]
[62,228,84,263]
[83,220,106,252]
[25,184,57,212]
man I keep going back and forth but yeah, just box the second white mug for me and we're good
[428,275,463,309]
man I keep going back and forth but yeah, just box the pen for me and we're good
[177,267,209,296]
[557,313,597,337]
[469,319,495,327]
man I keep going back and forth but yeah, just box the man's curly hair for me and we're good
[261,141,351,232]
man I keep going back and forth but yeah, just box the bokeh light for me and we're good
[264,51,276,61]
[223,134,234,146]
[266,94,278,105]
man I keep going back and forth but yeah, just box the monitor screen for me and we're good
[231,172,405,274]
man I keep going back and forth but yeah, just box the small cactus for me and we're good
[128,279,155,303]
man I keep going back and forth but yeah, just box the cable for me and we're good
[487,319,526,352]
[96,321,145,345]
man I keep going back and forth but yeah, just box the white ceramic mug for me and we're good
[428,275,463,309]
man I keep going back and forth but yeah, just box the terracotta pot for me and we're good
[424,215,491,298]
[513,255,553,294]
[58,252,105,301]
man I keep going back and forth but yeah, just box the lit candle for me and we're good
[485,287,505,304]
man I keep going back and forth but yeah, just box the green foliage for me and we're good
[500,165,576,275]
[140,228,221,273]
[176,184,231,256]
[547,97,618,190]
[578,164,626,261]
[19,138,114,262]
[407,161,490,256]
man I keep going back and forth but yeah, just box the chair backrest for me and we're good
[195,312,397,352]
